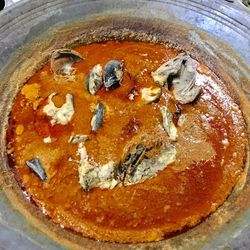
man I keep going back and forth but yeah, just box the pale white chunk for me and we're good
[43,93,74,126]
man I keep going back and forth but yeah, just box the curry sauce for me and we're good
[7,41,248,243]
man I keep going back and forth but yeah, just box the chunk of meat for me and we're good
[151,53,201,104]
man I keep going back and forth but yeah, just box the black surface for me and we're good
[0,0,5,10]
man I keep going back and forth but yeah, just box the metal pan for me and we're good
[0,1,249,249]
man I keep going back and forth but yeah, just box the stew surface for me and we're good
[7,41,248,243]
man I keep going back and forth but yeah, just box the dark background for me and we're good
[0,0,5,10]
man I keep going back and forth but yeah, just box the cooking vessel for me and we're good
[0,0,249,249]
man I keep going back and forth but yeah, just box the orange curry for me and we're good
[7,41,248,243]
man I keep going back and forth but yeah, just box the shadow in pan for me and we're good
[0,0,5,10]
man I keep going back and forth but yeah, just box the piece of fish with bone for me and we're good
[151,53,201,104]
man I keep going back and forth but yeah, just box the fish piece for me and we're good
[78,143,118,191]
[124,143,176,185]
[103,60,123,89]
[141,87,162,104]
[78,140,176,191]
[43,93,75,126]
[79,160,118,191]
[151,53,188,86]
[25,157,47,181]
[51,49,84,80]
[78,142,176,190]
[68,134,89,144]
[116,144,147,182]
[177,114,187,127]
[151,53,201,104]
[161,106,178,141]
[77,143,88,163]
[91,102,105,132]
[86,64,103,95]
[172,57,201,104]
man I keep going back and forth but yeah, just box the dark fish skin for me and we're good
[25,157,47,181]
[115,144,147,182]
[103,60,123,90]
[91,102,105,132]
